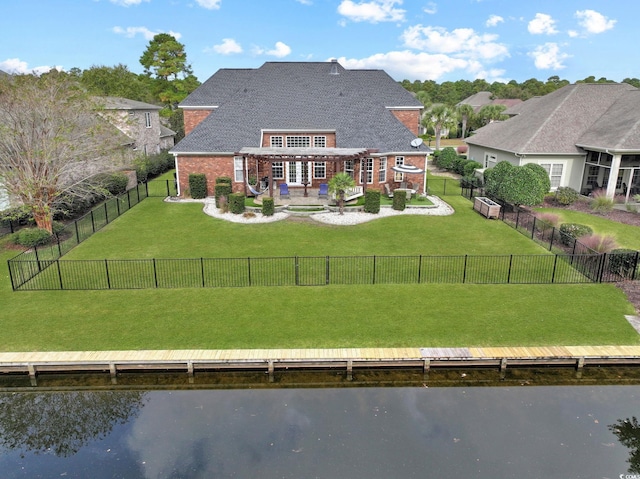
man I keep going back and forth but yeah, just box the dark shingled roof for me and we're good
[173,61,428,154]
[466,83,640,155]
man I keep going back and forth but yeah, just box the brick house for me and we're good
[171,61,431,198]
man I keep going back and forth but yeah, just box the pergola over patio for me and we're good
[238,147,372,198]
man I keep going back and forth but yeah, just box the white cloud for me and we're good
[337,50,504,82]
[0,58,58,75]
[195,0,222,9]
[112,26,181,40]
[486,15,504,27]
[337,0,405,24]
[567,30,579,38]
[423,2,437,15]
[267,41,292,58]
[296,0,313,4]
[528,13,558,35]
[528,42,570,69]
[401,25,509,61]
[575,9,616,34]
[209,38,242,55]
[109,0,149,5]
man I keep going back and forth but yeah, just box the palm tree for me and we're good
[477,104,508,125]
[328,172,356,215]
[422,104,456,151]
[456,103,475,139]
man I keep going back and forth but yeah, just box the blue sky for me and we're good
[0,0,631,84]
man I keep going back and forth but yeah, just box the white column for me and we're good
[606,154,621,198]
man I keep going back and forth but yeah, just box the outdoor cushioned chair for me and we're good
[383,184,393,198]
[279,183,290,199]
[318,183,329,198]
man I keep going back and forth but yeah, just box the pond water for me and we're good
[1,370,640,478]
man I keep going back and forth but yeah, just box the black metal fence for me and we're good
[0,179,176,239]
[8,251,637,291]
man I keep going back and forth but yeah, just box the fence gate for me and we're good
[296,256,329,286]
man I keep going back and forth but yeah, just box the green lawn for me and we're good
[535,206,640,250]
[1,179,639,351]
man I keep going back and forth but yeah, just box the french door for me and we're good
[286,161,311,185]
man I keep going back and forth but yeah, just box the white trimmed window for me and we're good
[540,163,564,189]
[360,158,373,184]
[145,112,152,128]
[394,156,405,182]
[314,136,326,148]
[313,162,326,179]
[379,157,387,183]
[233,156,244,182]
[286,136,311,148]
[344,160,354,179]
[270,136,283,147]
[272,161,284,179]
[484,153,497,169]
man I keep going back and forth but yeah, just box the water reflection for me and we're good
[0,377,639,478]
[0,391,145,456]
[610,416,640,474]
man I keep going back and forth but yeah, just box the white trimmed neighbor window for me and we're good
[379,157,387,183]
[484,153,497,169]
[394,156,405,182]
[270,136,283,147]
[233,156,244,182]
[540,162,564,189]
[145,112,152,128]
[286,136,311,148]
[272,161,284,179]
[313,162,326,179]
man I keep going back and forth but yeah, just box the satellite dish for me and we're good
[410,138,423,148]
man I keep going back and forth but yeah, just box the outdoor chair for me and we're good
[383,184,393,198]
[412,182,420,195]
[400,181,407,189]
[318,183,329,198]
[279,183,290,199]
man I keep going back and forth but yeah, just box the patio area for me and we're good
[252,186,364,206]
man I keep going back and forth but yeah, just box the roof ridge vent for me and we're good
[329,59,339,75]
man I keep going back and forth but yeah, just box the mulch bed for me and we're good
[538,197,640,314]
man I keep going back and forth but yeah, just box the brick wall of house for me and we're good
[176,155,238,197]
[390,110,421,136]
[183,109,213,136]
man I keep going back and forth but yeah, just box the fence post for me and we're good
[34,246,41,272]
[531,217,536,239]
[127,189,132,209]
[418,255,422,284]
[56,260,63,290]
[136,184,141,203]
[91,210,96,233]
[56,235,62,258]
[551,254,558,283]
[515,209,520,230]
[507,255,513,283]
[462,255,468,283]
[145,181,149,198]
[104,202,109,224]
[105,259,111,289]
[549,227,555,251]
[295,256,299,286]
[634,251,639,281]
[8,259,16,291]
[153,258,158,288]
[598,253,606,283]
[201,258,205,287]
[247,257,251,286]
[116,196,121,217]
[325,255,330,285]
[372,255,376,284]
[166,180,170,197]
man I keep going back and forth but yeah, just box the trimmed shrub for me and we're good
[452,156,468,175]
[436,147,458,170]
[392,189,407,211]
[262,197,275,216]
[189,173,208,199]
[214,183,232,207]
[463,160,482,178]
[228,193,245,214]
[559,223,593,245]
[555,187,579,205]
[101,172,129,196]
[608,249,638,276]
[13,227,51,247]
[216,176,232,185]
[364,189,380,214]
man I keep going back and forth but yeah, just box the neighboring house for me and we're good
[171,60,431,198]
[465,83,640,200]
[457,91,523,115]
[103,97,176,156]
